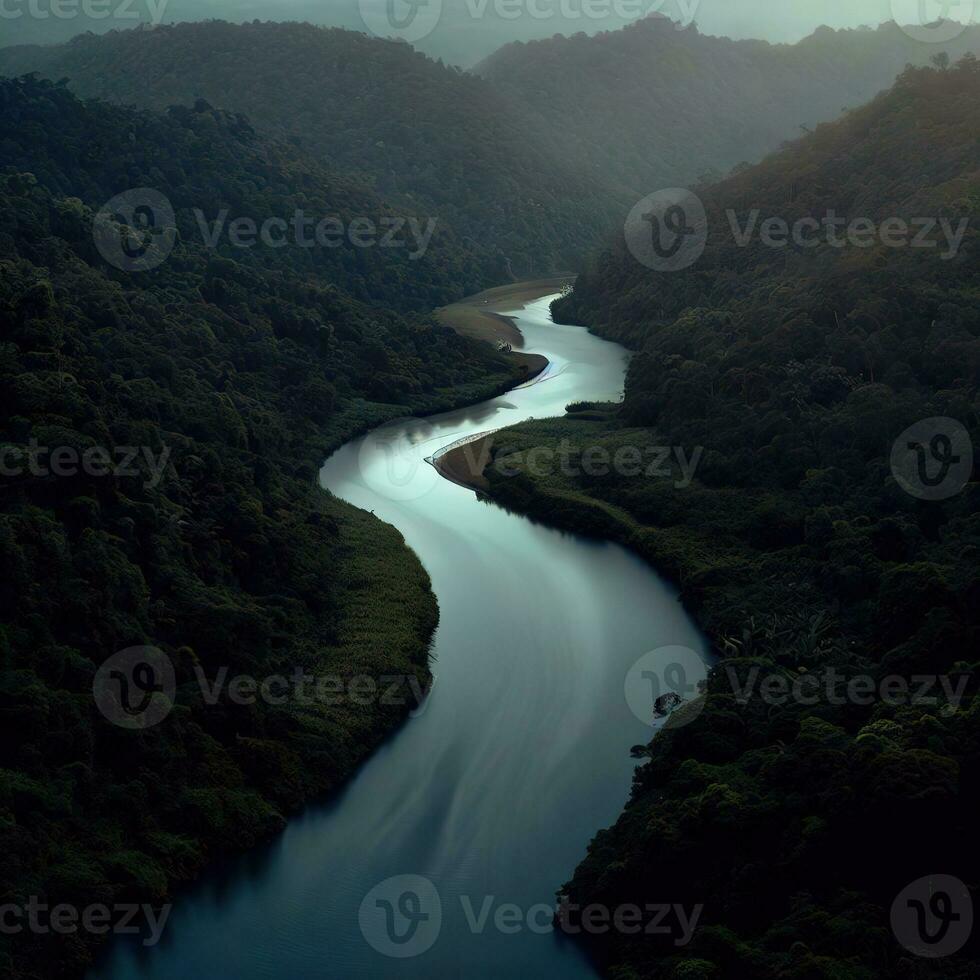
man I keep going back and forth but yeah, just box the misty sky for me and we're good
[1,0,976,64]
[687,1,974,41]
[335,0,976,45]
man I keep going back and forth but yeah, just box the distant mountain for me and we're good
[7,20,980,278]
[478,17,980,197]
[0,0,966,66]
[0,20,620,273]
[0,0,646,67]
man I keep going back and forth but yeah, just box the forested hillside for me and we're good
[0,0,643,66]
[479,16,980,196]
[483,59,980,977]
[6,19,980,278]
[0,21,620,273]
[0,76,531,979]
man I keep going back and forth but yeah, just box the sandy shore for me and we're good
[435,276,573,347]
[430,278,573,492]
[432,432,497,492]
[436,276,571,400]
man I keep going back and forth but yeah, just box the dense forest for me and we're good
[7,19,980,278]
[0,0,643,65]
[479,16,980,198]
[0,20,620,274]
[3,14,980,980]
[0,76,534,978]
[483,60,980,978]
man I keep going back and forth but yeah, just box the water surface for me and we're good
[94,295,708,979]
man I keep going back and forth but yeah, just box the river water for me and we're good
[93,294,709,979]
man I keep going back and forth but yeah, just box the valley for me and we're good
[0,13,977,980]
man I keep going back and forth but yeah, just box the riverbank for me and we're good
[458,408,976,977]
[428,281,574,491]
[63,287,563,980]
[431,432,497,492]
[154,286,662,980]
[436,278,567,385]
[436,276,574,346]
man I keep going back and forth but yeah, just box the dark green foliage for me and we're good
[488,61,980,979]
[0,76,528,978]
[479,18,980,199]
[0,20,620,273]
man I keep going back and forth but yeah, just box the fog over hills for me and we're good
[1,0,976,65]
[3,15,978,261]
[1,5,979,980]
[478,16,980,197]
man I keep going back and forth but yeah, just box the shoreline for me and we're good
[432,431,497,492]
[435,276,574,347]
[432,277,572,491]
[79,280,573,980]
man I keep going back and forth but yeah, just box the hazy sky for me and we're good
[351,0,976,42]
[1,0,975,64]
[688,1,974,41]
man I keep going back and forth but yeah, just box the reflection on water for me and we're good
[92,296,708,979]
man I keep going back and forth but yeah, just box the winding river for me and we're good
[93,294,709,979]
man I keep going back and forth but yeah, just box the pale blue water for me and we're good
[92,295,708,979]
